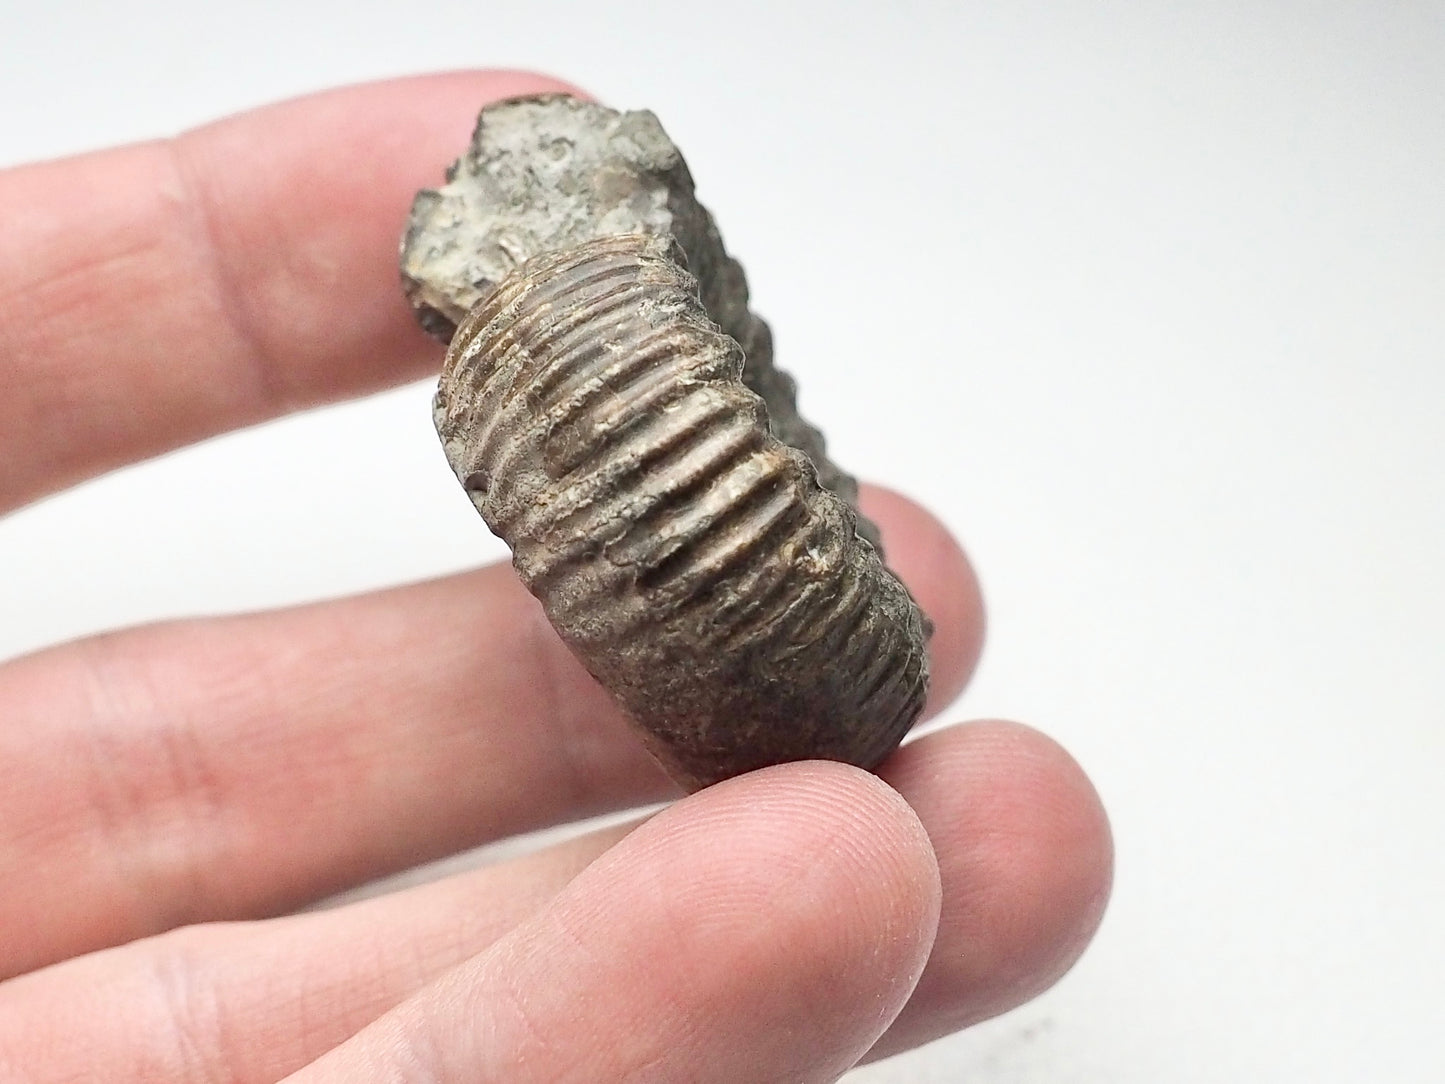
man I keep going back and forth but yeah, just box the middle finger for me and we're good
[0,487,981,978]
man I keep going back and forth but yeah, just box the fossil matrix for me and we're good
[401,95,930,790]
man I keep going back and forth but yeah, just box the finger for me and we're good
[286,763,940,1084]
[0,485,981,977]
[0,826,629,1084]
[0,70,577,513]
[868,720,1113,1058]
[0,721,1107,1082]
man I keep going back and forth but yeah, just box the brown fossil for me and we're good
[402,95,930,790]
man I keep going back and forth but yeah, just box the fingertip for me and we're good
[872,720,1113,1057]
[443,67,592,100]
[619,761,943,994]
[693,760,944,924]
[570,761,945,1079]
[902,721,1113,956]
[173,69,609,415]
[859,484,986,715]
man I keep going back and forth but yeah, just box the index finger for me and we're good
[0,71,578,515]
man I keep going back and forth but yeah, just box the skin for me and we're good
[0,71,1113,1082]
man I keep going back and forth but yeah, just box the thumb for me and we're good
[285,762,941,1083]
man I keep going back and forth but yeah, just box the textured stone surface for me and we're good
[402,95,929,789]
[401,93,876,545]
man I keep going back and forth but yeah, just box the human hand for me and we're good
[0,71,1112,1082]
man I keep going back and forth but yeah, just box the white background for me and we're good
[2,2,1443,1080]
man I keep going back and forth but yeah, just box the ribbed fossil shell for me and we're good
[407,96,931,790]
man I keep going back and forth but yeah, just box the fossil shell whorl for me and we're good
[435,233,930,790]
[402,93,882,550]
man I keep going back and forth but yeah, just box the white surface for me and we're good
[3,2,1443,1080]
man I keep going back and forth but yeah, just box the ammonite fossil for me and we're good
[401,95,930,790]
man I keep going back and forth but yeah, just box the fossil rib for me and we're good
[403,95,929,790]
[401,93,880,549]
